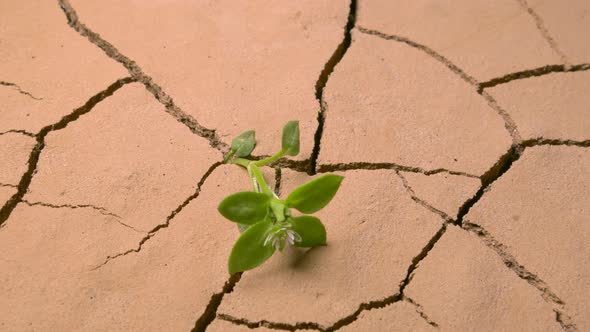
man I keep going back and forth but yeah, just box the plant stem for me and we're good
[254,150,286,167]
[231,158,250,168]
[248,164,273,197]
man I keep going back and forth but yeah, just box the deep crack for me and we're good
[0,77,135,228]
[309,0,357,175]
[192,273,242,332]
[91,161,223,270]
[0,81,43,100]
[478,63,590,91]
[274,167,282,197]
[57,0,227,153]
[462,222,577,331]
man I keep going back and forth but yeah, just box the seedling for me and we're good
[220,121,343,274]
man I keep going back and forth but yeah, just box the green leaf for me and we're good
[289,216,326,247]
[228,221,275,274]
[286,174,344,213]
[218,192,270,224]
[231,130,256,157]
[281,121,300,156]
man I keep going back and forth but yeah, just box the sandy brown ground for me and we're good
[1,0,589,331]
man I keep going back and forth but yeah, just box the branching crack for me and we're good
[192,273,242,332]
[404,296,439,328]
[0,77,135,228]
[0,183,18,188]
[0,129,36,137]
[356,26,523,144]
[309,0,357,175]
[462,221,576,331]
[91,161,223,270]
[57,0,228,153]
[0,81,43,100]
[515,0,569,65]
[478,63,590,91]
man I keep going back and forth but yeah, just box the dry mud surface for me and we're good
[1,1,589,331]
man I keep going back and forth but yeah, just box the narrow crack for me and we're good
[462,221,576,331]
[192,273,242,332]
[91,161,223,270]
[0,129,36,137]
[0,81,43,100]
[19,199,143,233]
[0,183,18,188]
[309,0,357,175]
[357,26,522,144]
[404,296,439,328]
[515,0,569,65]
[395,171,454,223]
[57,0,228,153]
[317,161,479,178]
[0,77,135,228]
[21,199,121,219]
[218,313,324,331]
[479,63,590,91]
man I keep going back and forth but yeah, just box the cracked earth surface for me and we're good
[1,0,589,331]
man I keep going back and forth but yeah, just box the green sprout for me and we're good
[220,120,343,274]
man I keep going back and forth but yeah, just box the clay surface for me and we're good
[0,1,127,133]
[356,0,562,81]
[465,146,590,331]
[320,32,512,176]
[488,71,590,141]
[1,0,589,330]
[405,225,562,331]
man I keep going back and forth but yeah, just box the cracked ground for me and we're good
[1,0,589,331]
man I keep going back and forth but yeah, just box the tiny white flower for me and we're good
[263,225,301,251]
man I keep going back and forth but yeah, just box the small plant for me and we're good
[220,121,343,274]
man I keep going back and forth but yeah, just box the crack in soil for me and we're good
[0,129,36,137]
[192,273,242,332]
[522,138,590,148]
[218,223,448,331]
[57,0,228,153]
[515,0,569,65]
[357,26,523,144]
[0,77,135,228]
[0,81,43,100]
[462,222,577,331]
[478,63,590,91]
[309,0,357,175]
[19,199,143,233]
[218,313,325,331]
[91,161,223,270]
[404,296,439,328]
[0,183,18,188]
[317,161,479,178]
[395,171,454,223]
